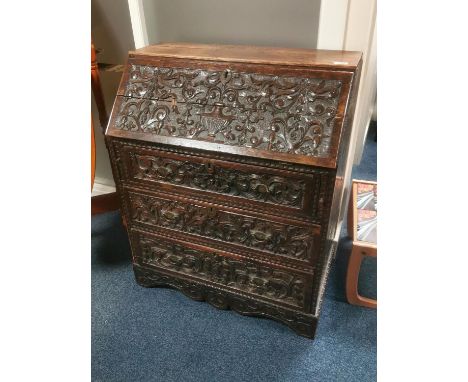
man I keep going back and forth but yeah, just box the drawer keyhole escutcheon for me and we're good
[208,207,216,218]
[171,95,178,112]
[206,162,215,174]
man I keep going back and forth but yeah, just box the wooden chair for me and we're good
[91,40,105,190]
[91,41,107,132]
[91,41,120,214]
[91,117,96,190]
[346,179,377,308]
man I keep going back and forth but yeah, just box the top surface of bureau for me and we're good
[126,43,362,69]
[106,43,362,169]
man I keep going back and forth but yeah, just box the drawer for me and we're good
[112,139,333,224]
[130,228,313,311]
[123,187,322,266]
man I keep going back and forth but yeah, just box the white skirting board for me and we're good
[92,177,116,197]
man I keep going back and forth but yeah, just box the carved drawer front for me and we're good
[131,229,313,311]
[107,64,348,167]
[113,140,331,224]
[124,188,321,266]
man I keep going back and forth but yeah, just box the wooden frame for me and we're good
[92,118,96,190]
[346,179,377,308]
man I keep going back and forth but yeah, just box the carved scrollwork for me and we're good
[136,236,307,308]
[133,264,316,338]
[129,192,315,261]
[125,65,341,111]
[115,65,342,158]
[129,152,305,207]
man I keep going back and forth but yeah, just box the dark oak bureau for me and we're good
[105,43,362,338]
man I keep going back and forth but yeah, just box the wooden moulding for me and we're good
[128,42,362,70]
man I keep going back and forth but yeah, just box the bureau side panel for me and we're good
[311,59,363,316]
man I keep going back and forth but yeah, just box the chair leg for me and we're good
[91,119,96,191]
[91,192,120,215]
[347,189,354,238]
[346,244,377,309]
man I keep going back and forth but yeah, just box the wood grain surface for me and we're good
[130,42,362,70]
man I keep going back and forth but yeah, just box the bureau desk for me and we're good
[105,43,362,338]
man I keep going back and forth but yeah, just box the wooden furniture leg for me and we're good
[346,243,377,308]
[91,118,96,191]
[91,192,120,215]
[347,183,355,238]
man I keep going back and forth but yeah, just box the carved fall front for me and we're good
[114,65,342,158]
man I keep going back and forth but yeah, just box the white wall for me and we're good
[91,0,135,64]
[343,0,377,165]
[142,0,321,48]
[316,0,349,50]
[91,0,135,191]
[94,0,376,196]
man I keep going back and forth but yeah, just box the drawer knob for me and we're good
[251,229,272,242]
[206,163,215,174]
[257,184,268,194]
[162,209,180,221]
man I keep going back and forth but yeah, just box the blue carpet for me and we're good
[92,125,377,381]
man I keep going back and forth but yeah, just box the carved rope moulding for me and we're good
[115,139,334,174]
[128,152,306,208]
[137,237,307,307]
[115,65,342,158]
[129,192,315,261]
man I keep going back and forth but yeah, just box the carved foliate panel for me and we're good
[136,236,307,308]
[114,98,337,158]
[128,191,316,261]
[125,65,341,110]
[115,65,342,158]
[128,152,305,208]
[133,264,316,337]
